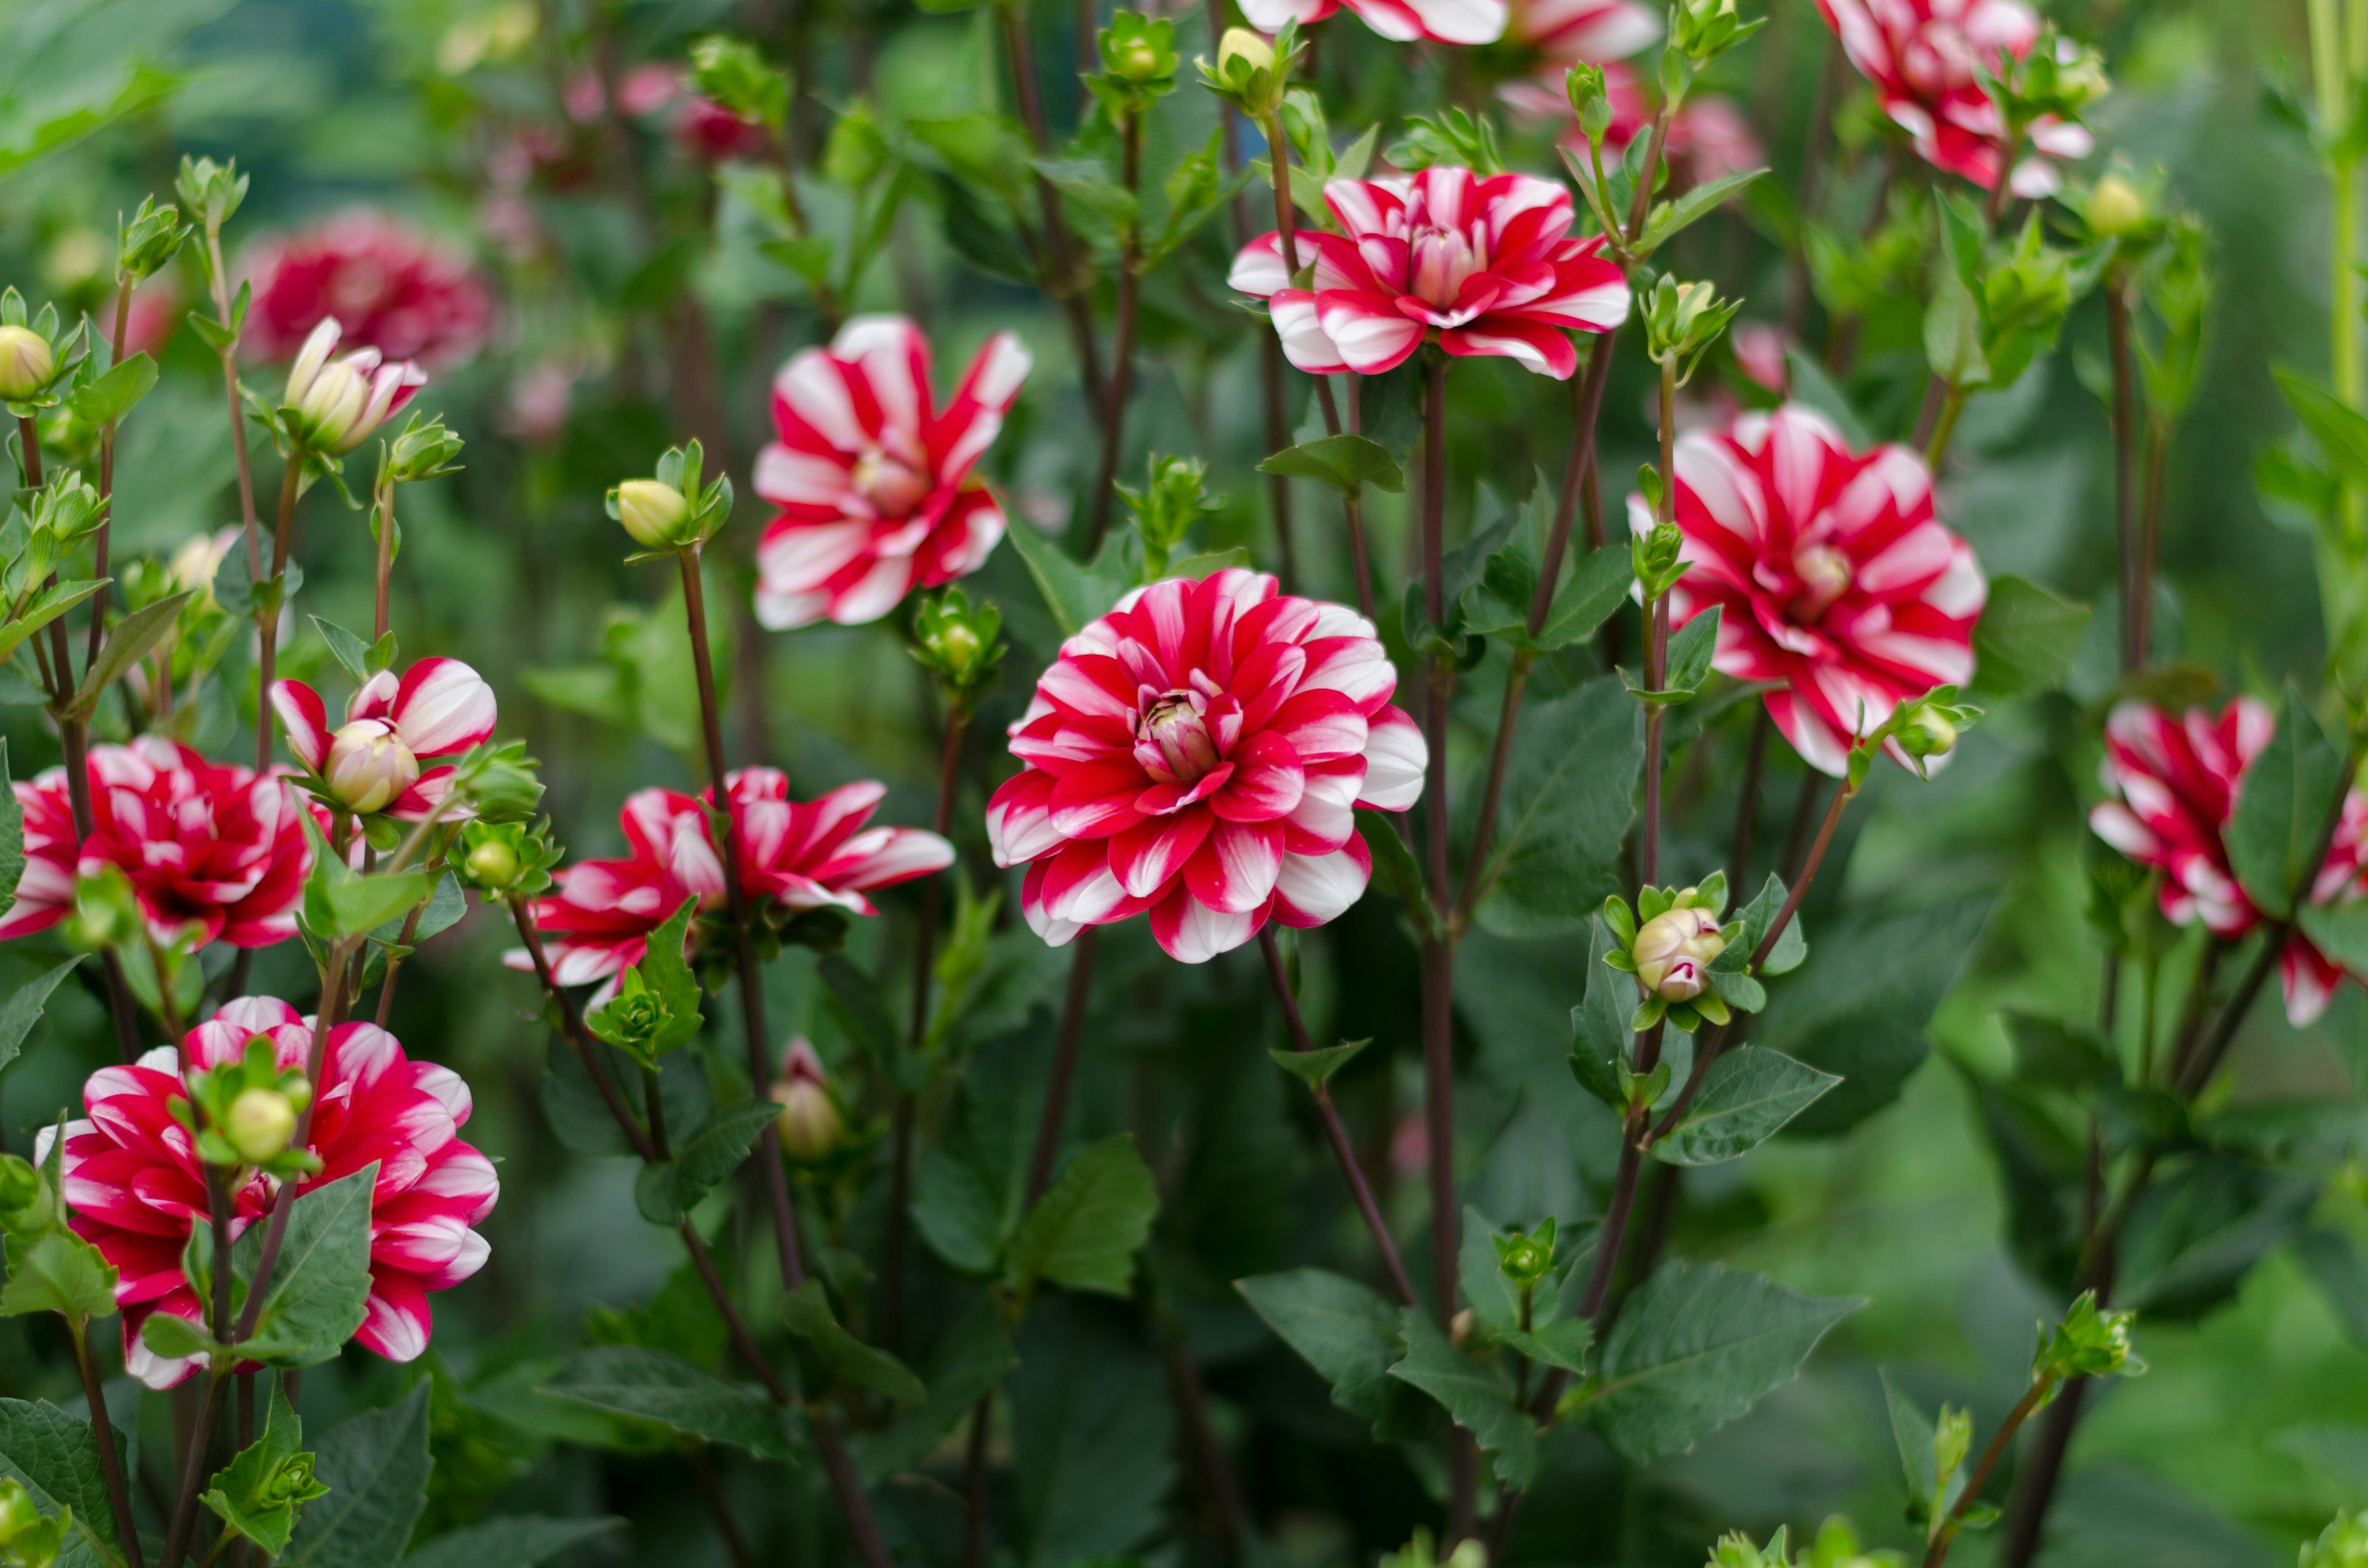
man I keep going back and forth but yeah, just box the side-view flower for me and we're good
[271,657,499,818]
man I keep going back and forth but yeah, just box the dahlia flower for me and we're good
[0,739,316,949]
[244,213,495,369]
[676,96,774,162]
[1815,0,2093,197]
[1633,404,1986,777]
[1238,0,1506,47]
[985,567,1426,964]
[1227,167,1629,381]
[271,657,498,820]
[39,997,498,1387]
[2090,699,2368,1027]
[279,318,428,456]
[1510,0,1659,60]
[752,315,1030,630]
[520,773,954,989]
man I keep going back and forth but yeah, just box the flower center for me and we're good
[1409,224,1483,309]
[1136,691,1220,784]
[850,445,930,515]
[1790,542,1852,622]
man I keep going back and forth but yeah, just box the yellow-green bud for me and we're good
[1218,27,1273,80]
[2087,173,2148,239]
[466,837,522,889]
[0,326,54,400]
[323,720,420,815]
[768,1038,845,1162]
[224,1087,298,1165]
[1899,709,1957,760]
[612,478,694,548]
[1632,906,1724,1001]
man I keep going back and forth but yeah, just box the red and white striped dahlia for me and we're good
[1509,0,1659,60]
[2089,699,2368,1027]
[1238,0,1507,46]
[1814,0,2093,197]
[0,739,317,949]
[985,569,1425,964]
[243,212,495,369]
[271,657,499,820]
[522,773,954,989]
[1634,404,1985,777]
[753,315,1030,630]
[40,997,498,1387]
[1228,168,1629,381]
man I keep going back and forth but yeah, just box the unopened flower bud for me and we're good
[467,837,522,890]
[768,1038,845,1162]
[2087,173,2148,239]
[1898,708,1957,760]
[1110,33,1162,80]
[0,1479,60,1568]
[1632,906,1724,1001]
[1219,27,1273,80]
[0,327,54,400]
[324,720,421,815]
[1449,1307,1476,1347]
[224,1087,298,1165]
[612,478,694,548]
[0,1155,38,1214]
[2302,1511,2368,1568]
[1566,63,1611,141]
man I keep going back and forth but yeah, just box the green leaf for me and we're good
[1004,521,1128,638]
[631,1099,781,1225]
[540,1346,791,1458]
[1734,873,1806,976]
[1257,434,1405,495]
[1357,808,1440,942]
[0,738,20,917]
[912,1036,1034,1275]
[2116,1155,2316,1319]
[1624,605,1721,704]
[1582,1260,1861,1461]
[1753,898,1988,1131]
[1568,917,1632,1109]
[849,1304,1016,1485]
[1457,1205,1523,1334]
[139,1311,221,1361]
[70,591,191,715]
[821,951,919,1090]
[2300,1228,2368,1353]
[1972,575,2090,697]
[311,617,372,683]
[1003,1134,1158,1299]
[0,955,79,1074]
[635,897,703,1053]
[1784,348,1872,446]
[2275,366,2368,492]
[0,1229,119,1320]
[240,1165,376,1366]
[323,872,432,943]
[1235,1268,1436,1441]
[282,1388,431,1568]
[202,1385,324,1555]
[1536,545,1635,650]
[2226,688,2343,919]
[0,1397,126,1568]
[398,1516,625,1568]
[1651,1048,1839,1166]
[782,1279,927,1403]
[1474,676,1641,937]
[67,353,155,428]
[1267,1037,1370,1088]
[0,579,107,667]
[1387,1307,1536,1489]
[1634,166,1767,257]
[1011,1299,1174,1568]
[1502,1317,1592,1374]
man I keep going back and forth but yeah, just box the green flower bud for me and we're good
[2302,1511,2368,1568]
[1566,63,1612,143]
[2086,173,2148,239]
[466,837,521,890]
[769,1038,845,1162]
[1897,708,1957,760]
[0,1155,37,1214]
[0,1478,63,1568]
[0,326,54,400]
[821,100,891,190]
[224,1087,298,1165]
[1219,27,1273,80]
[612,478,694,549]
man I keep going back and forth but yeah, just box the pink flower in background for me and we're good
[1500,64,1764,190]
[41,997,498,1388]
[522,773,953,989]
[1510,0,1659,59]
[1635,404,1985,778]
[1228,167,1629,380]
[754,314,1030,629]
[243,213,495,369]
[1731,322,1793,393]
[2090,699,2368,1027]
[0,740,317,950]
[1815,0,2092,197]
[1240,0,1507,46]
[272,658,498,820]
[986,568,1426,964]
[675,96,773,162]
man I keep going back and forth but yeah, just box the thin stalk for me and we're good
[1923,1376,2055,1568]
[202,221,262,585]
[1340,376,1370,618]
[372,902,429,1027]
[1727,708,1772,896]
[1923,384,1966,470]
[1084,107,1145,554]
[1415,352,1474,1540]
[999,2,1106,425]
[2105,274,2140,672]
[1024,928,1099,1204]
[1258,929,1416,1304]
[160,1174,240,1568]
[72,1317,146,1568]
[963,1392,993,1568]
[88,274,133,675]
[1257,108,1344,439]
[1997,1380,2089,1568]
[1643,360,1677,888]
[2138,416,2168,667]
[372,477,397,642]
[642,1067,672,1160]
[685,1445,756,1568]
[253,459,301,775]
[674,547,895,1568]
